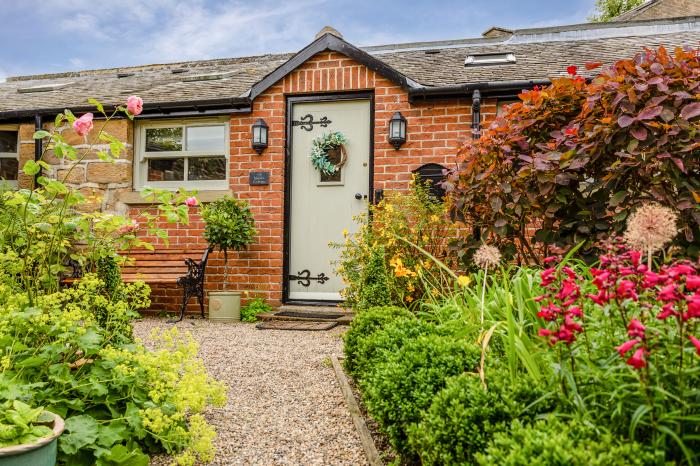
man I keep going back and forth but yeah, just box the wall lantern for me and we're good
[251,118,269,154]
[388,111,407,150]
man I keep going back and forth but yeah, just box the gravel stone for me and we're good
[133,318,368,466]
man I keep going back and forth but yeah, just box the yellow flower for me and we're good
[405,295,414,303]
[342,229,349,237]
[457,275,471,287]
[430,215,440,222]
[431,288,439,296]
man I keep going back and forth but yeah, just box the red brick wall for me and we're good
[136,50,485,314]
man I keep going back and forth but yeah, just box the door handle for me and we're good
[354,193,362,200]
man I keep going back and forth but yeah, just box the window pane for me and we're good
[188,156,226,181]
[0,158,18,181]
[147,158,184,181]
[186,126,225,151]
[145,127,182,152]
[0,131,17,153]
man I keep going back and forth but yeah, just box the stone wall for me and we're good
[18,118,134,213]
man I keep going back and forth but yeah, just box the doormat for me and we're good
[275,310,345,320]
[256,321,339,331]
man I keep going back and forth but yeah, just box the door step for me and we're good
[258,305,354,324]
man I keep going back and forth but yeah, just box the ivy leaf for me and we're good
[60,415,99,455]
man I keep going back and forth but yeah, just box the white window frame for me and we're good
[134,118,230,191]
[0,124,19,188]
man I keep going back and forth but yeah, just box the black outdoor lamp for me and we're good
[251,118,269,154]
[388,111,407,149]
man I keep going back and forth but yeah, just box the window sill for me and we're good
[119,189,233,205]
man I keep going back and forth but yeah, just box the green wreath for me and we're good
[310,131,348,175]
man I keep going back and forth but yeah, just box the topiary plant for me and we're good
[201,196,256,283]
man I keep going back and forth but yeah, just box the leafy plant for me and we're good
[589,0,644,22]
[0,400,55,448]
[343,305,413,376]
[408,370,552,465]
[202,196,256,257]
[447,46,700,263]
[477,418,655,466]
[361,334,480,455]
[240,297,272,322]
[333,178,458,308]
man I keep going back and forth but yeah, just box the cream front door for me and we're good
[287,98,371,301]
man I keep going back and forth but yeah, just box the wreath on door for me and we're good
[310,131,348,176]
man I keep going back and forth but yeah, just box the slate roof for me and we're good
[1,15,699,117]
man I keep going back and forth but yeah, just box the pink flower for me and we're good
[627,319,646,339]
[689,335,700,356]
[556,279,578,300]
[616,339,639,357]
[126,95,143,116]
[626,347,646,369]
[629,250,641,267]
[544,256,559,264]
[540,267,556,286]
[73,113,94,137]
[118,220,139,235]
[185,196,198,207]
[668,264,695,279]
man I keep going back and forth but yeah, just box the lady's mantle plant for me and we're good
[0,97,227,465]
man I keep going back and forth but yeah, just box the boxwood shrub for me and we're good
[361,334,481,455]
[343,305,414,375]
[476,417,656,466]
[408,370,552,465]
[351,317,437,382]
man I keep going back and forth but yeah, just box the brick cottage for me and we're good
[0,1,699,314]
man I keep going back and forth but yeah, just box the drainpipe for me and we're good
[470,90,482,241]
[34,114,43,186]
[471,89,481,140]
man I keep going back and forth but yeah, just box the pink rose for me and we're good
[185,196,198,207]
[126,95,143,116]
[73,113,94,137]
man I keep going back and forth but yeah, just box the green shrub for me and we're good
[201,196,256,258]
[361,334,480,455]
[240,297,272,322]
[408,370,552,465]
[476,418,656,466]
[343,305,413,375]
[352,316,436,381]
[355,245,394,310]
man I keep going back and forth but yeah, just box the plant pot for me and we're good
[208,291,241,322]
[0,412,64,466]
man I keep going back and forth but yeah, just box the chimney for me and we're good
[315,26,343,40]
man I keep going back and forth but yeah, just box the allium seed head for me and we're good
[623,203,678,254]
[474,244,501,270]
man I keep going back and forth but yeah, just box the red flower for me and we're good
[564,127,578,136]
[587,290,608,305]
[616,280,638,301]
[574,75,585,83]
[626,347,646,369]
[658,284,680,302]
[567,65,578,76]
[556,279,579,300]
[544,256,559,264]
[657,303,678,320]
[686,275,700,291]
[540,267,556,286]
[689,335,700,356]
[616,339,639,357]
[687,294,700,319]
[668,264,695,279]
[627,319,646,339]
[628,250,641,267]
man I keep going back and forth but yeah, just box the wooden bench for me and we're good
[67,247,212,323]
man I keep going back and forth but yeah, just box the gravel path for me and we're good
[133,318,367,466]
